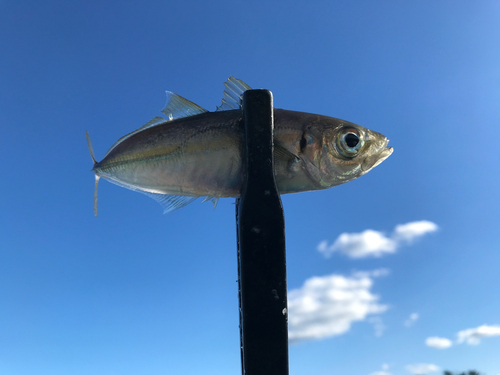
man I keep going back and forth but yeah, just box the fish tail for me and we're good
[94,175,100,216]
[85,131,97,165]
[86,131,100,216]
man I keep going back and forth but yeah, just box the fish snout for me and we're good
[361,135,393,172]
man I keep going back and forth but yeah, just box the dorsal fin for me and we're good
[102,117,169,159]
[216,76,252,111]
[161,91,208,119]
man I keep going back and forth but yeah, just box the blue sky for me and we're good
[1,1,500,374]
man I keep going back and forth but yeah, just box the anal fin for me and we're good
[141,192,198,214]
[202,196,220,210]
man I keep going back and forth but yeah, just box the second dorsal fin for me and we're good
[161,92,208,120]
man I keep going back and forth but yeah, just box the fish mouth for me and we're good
[361,138,393,172]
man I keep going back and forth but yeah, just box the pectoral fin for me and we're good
[274,143,305,178]
[274,144,299,162]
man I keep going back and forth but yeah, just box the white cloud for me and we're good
[457,324,500,345]
[353,268,390,279]
[393,221,439,243]
[425,324,500,348]
[370,363,392,375]
[406,363,440,374]
[288,270,388,343]
[426,336,453,349]
[405,313,419,327]
[318,230,396,258]
[318,221,438,258]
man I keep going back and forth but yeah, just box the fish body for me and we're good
[87,77,393,214]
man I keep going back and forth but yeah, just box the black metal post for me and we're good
[236,90,289,375]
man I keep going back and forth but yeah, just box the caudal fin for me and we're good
[93,175,100,216]
[86,131,100,216]
[85,131,97,165]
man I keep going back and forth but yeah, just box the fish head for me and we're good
[303,120,393,188]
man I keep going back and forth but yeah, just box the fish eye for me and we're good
[345,133,359,147]
[336,127,364,158]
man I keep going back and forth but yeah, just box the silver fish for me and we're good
[86,77,393,215]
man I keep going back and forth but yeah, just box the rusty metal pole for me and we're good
[236,89,289,375]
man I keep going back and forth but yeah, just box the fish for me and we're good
[86,76,393,215]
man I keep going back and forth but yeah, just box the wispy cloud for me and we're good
[406,363,440,374]
[370,364,392,375]
[404,313,419,327]
[426,324,500,349]
[457,324,500,345]
[392,221,439,242]
[425,336,452,349]
[317,221,438,258]
[288,270,388,343]
[353,268,390,278]
[369,316,386,337]
[317,230,396,258]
